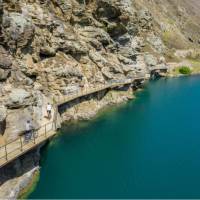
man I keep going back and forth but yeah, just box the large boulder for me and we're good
[6,89,32,108]
[2,12,35,52]
[41,53,83,79]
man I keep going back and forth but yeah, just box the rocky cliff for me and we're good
[0,0,158,143]
[0,0,199,198]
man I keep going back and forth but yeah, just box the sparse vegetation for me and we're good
[167,18,175,25]
[179,66,192,75]
[162,31,171,44]
[164,49,180,62]
[186,50,200,61]
[190,59,200,73]
[162,29,189,49]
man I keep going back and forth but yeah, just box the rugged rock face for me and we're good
[0,0,152,143]
[0,147,41,199]
[0,0,199,198]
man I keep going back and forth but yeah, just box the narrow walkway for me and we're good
[150,65,168,71]
[0,77,145,168]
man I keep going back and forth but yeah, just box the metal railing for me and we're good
[0,76,145,168]
[150,66,168,71]
[0,121,56,167]
[55,77,145,105]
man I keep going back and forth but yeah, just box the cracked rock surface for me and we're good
[0,0,200,198]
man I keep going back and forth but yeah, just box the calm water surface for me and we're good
[29,76,200,199]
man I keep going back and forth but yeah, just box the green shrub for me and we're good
[179,66,192,75]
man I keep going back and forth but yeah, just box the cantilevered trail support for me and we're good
[0,76,145,168]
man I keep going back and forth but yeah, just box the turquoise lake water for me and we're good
[29,76,200,199]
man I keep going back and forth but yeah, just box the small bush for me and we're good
[179,66,192,75]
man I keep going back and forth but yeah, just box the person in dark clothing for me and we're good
[24,120,32,142]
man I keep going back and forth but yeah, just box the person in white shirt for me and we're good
[47,103,52,119]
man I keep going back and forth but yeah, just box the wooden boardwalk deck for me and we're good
[0,77,145,168]
[150,65,168,71]
[0,122,56,168]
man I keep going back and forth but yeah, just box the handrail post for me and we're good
[52,121,54,131]
[33,131,36,144]
[45,124,47,138]
[5,145,8,161]
[20,137,23,151]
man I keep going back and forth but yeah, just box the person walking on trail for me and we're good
[25,120,32,143]
[47,103,52,119]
